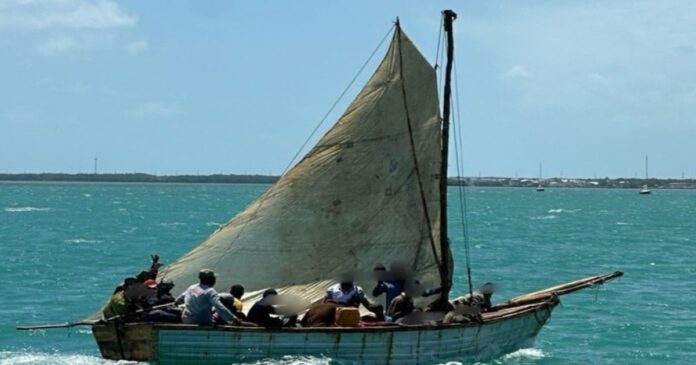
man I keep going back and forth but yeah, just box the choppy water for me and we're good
[1,183,694,364]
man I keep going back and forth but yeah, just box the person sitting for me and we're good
[229,284,246,320]
[301,300,341,327]
[102,255,163,320]
[458,282,495,312]
[144,278,181,323]
[373,262,442,310]
[326,273,384,320]
[103,277,138,319]
[247,288,297,328]
[386,280,426,322]
[175,269,241,325]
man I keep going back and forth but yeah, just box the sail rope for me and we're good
[281,23,396,174]
[160,23,397,279]
[451,57,474,297]
[395,22,445,280]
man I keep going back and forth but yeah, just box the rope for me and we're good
[451,57,474,297]
[281,23,396,174]
[396,24,445,278]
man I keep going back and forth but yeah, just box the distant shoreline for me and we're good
[1,173,695,189]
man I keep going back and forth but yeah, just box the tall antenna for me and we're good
[93,156,98,175]
[645,155,649,179]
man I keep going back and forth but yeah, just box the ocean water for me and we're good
[0,182,694,364]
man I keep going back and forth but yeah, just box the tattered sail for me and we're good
[158,28,449,307]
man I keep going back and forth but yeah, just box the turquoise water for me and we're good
[1,183,694,364]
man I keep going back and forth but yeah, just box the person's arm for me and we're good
[210,290,241,325]
[174,291,185,305]
[372,282,386,297]
[422,287,443,297]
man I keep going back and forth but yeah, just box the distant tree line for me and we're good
[0,173,278,184]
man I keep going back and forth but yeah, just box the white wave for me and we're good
[0,351,138,365]
[83,194,92,198]
[206,222,221,227]
[547,208,581,213]
[231,355,330,365]
[158,222,186,227]
[615,222,631,226]
[4,207,52,212]
[482,348,546,364]
[532,215,557,220]
[64,239,103,244]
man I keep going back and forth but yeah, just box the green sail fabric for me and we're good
[156,28,446,309]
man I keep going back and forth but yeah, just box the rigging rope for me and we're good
[395,22,445,279]
[161,23,397,279]
[282,24,396,174]
[451,57,474,297]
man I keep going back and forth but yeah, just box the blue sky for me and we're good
[1,1,695,178]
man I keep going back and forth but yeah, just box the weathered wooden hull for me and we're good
[92,300,555,364]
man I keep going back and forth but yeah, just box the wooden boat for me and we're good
[19,9,623,364]
[90,272,621,364]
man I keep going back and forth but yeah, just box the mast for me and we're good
[440,9,457,303]
[645,155,649,179]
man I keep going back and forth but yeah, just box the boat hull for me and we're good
[92,301,555,365]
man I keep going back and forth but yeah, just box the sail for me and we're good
[158,27,447,307]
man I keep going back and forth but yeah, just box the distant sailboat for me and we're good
[536,162,545,191]
[639,155,651,194]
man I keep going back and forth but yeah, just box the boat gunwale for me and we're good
[106,297,556,334]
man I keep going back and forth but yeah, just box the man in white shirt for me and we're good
[175,269,241,325]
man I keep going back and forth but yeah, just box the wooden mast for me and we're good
[440,9,457,302]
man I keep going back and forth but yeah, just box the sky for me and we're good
[1,0,695,178]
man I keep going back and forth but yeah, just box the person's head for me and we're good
[261,288,278,305]
[230,284,245,299]
[479,282,495,298]
[198,269,216,287]
[262,288,278,298]
[389,262,408,281]
[337,272,354,290]
[372,264,387,280]
[158,278,175,294]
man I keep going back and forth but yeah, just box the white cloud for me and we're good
[501,65,533,80]
[125,39,147,54]
[0,0,136,30]
[127,102,183,120]
[35,35,78,54]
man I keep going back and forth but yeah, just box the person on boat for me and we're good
[386,280,425,322]
[175,269,241,325]
[301,300,341,327]
[325,273,384,320]
[458,282,495,312]
[102,277,138,319]
[102,255,164,320]
[229,284,246,319]
[372,262,442,310]
[247,288,297,328]
[143,278,181,323]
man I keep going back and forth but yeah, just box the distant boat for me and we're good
[640,156,652,195]
[536,162,544,191]
[536,184,545,192]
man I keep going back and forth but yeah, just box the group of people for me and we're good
[103,256,495,328]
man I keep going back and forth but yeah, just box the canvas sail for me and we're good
[158,27,448,308]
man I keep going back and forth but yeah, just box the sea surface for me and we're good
[0,182,694,364]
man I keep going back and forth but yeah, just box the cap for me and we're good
[199,269,216,280]
[144,279,157,289]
